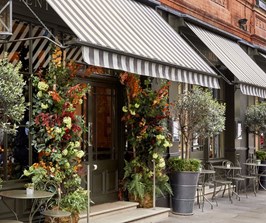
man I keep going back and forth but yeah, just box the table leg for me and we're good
[29,198,49,223]
[0,197,19,221]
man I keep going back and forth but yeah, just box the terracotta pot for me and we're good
[44,207,79,223]
[129,193,153,208]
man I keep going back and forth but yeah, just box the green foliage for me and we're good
[256,150,266,161]
[60,187,88,214]
[171,86,226,159]
[167,157,201,172]
[23,48,89,214]
[245,103,266,135]
[123,157,172,201]
[0,54,26,134]
[120,74,172,205]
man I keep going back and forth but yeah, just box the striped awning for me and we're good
[186,23,266,98]
[47,0,219,89]
[260,53,266,60]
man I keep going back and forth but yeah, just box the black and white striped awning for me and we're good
[47,0,219,89]
[260,53,266,60]
[187,23,266,98]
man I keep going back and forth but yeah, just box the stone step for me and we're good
[78,201,170,223]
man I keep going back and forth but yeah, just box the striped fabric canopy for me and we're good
[187,22,266,98]
[47,0,220,89]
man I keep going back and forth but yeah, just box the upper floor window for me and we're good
[257,0,266,11]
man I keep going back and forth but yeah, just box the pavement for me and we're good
[155,190,266,223]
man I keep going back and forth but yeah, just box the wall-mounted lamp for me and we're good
[0,0,12,39]
[238,18,248,31]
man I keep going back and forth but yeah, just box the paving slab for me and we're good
[155,190,266,223]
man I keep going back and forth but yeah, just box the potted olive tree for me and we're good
[0,55,26,136]
[245,103,266,189]
[168,86,225,215]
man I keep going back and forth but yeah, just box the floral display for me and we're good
[23,47,90,217]
[120,73,172,207]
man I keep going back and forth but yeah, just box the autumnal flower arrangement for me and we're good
[23,47,90,217]
[120,73,172,207]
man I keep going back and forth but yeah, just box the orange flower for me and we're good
[49,91,61,102]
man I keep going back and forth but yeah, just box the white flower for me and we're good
[38,81,49,91]
[159,158,165,168]
[74,141,80,148]
[63,116,72,129]
[156,134,165,140]
[62,149,68,156]
[129,109,135,115]
[54,127,62,134]
[23,169,31,176]
[76,150,85,158]
[41,103,48,109]
[153,153,158,159]
[122,106,128,113]
[37,91,43,98]
[163,140,170,148]
[134,103,140,108]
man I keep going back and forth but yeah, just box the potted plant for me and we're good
[25,183,35,195]
[169,86,225,215]
[255,150,266,189]
[256,150,266,162]
[120,73,172,207]
[0,54,26,136]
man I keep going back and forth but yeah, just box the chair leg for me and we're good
[228,183,233,203]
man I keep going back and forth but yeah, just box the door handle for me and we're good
[88,122,93,146]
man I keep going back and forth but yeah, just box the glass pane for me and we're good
[94,87,113,160]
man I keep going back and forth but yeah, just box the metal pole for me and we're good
[152,159,156,209]
[87,165,90,223]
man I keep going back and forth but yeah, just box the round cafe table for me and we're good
[0,190,54,223]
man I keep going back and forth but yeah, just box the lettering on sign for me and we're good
[210,0,227,8]
[256,16,266,31]
[19,0,49,11]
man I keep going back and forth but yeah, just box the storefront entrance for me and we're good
[82,78,121,204]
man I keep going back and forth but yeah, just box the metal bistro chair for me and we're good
[41,184,72,223]
[222,160,245,200]
[210,163,233,204]
[236,158,257,196]
[197,165,217,211]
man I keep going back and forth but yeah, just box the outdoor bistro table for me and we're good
[198,169,216,211]
[243,162,266,190]
[213,165,242,200]
[0,190,54,223]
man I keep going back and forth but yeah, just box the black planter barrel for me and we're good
[259,160,266,190]
[170,171,199,215]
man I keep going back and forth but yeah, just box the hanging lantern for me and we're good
[0,0,12,39]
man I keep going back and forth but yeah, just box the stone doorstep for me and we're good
[78,201,170,223]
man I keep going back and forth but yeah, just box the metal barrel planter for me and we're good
[170,171,199,215]
[259,161,266,190]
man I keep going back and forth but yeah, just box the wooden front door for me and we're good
[83,80,120,204]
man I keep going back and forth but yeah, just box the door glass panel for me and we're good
[93,86,116,161]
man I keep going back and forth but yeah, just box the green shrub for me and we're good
[167,157,201,172]
[256,150,266,161]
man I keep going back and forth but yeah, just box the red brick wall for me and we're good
[160,0,266,48]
